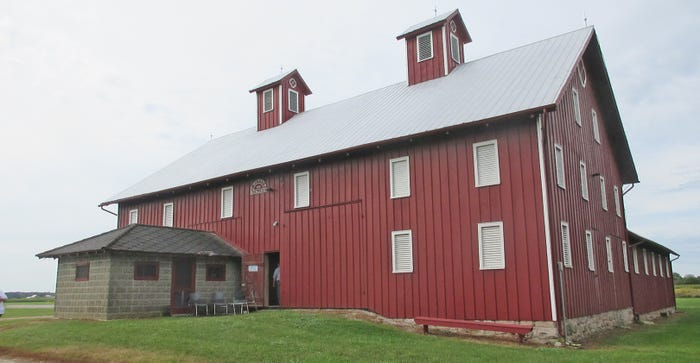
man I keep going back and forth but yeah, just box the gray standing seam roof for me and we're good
[36,224,244,258]
[105,27,599,205]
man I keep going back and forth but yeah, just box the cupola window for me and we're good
[263,89,274,113]
[417,32,433,62]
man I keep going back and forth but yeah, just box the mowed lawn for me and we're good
[0,299,698,362]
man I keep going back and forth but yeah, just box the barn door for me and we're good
[171,258,195,314]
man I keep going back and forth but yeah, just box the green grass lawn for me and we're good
[0,299,697,362]
[1,308,54,318]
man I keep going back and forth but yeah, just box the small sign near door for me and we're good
[248,265,259,272]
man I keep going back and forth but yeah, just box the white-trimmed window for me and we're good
[294,171,310,208]
[263,89,274,113]
[643,249,649,275]
[580,161,589,201]
[478,222,505,270]
[577,62,587,87]
[600,176,608,211]
[555,144,565,189]
[614,185,621,217]
[474,140,500,187]
[622,241,629,273]
[633,247,640,274]
[416,31,433,62]
[221,186,234,219]
[390,156,410,199]
[561,222,572,268]
[658,254,664,277]
[665,257,671,278]
[450,33,460,63]
[592,109,600,144]
[128,209,138,225]
[651,251,657,276]
[288,89,299,113]
[163,202,174,227]
[572,87,581,126]
[605,236,613,272]
[586,230,595,271]
[391,230,413,273]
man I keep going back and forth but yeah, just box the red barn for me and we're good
[46,9,677,340]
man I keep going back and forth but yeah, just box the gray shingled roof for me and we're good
[37,225,244,258]
[103,26,635,205]
[628,230,679,256]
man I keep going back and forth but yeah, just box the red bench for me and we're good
[414,316,534,342]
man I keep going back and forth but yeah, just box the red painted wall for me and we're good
[118,118,553,322]
[630,249,676,315]
[255,74,306,131]
[406,27,445,86]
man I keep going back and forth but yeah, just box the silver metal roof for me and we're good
[249,69,297,92]
[396,9,458,38]
[105,27,594,204]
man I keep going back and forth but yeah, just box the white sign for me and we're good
[248,265,259,272]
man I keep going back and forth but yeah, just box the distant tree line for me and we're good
[673,273,700,285]
[5,291,55,299]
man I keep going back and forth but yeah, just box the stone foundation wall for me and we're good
[54,255,111,320]
[106,254,172,319]
[564,307,634,341]
[638,306,676,322]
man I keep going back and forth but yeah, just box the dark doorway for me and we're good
[265,252,280,306]
[171,258,195,314]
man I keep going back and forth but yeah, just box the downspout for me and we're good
[100,205,117,216]
[623,183,635,196]
[558,262,568,342]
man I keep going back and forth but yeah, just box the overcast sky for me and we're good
[1,0,698,292]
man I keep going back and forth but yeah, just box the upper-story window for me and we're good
[643,249,649,275]
[390,156,410,199]
[554,144,565,189]
[221,186,234,219]
[391,230,414,273]
[263,89,274,113]
[651,251,657,276]
[288,89,299,113]
[129,209,138,225]
[622,241,629,273]
[572,87,582,126]
[613,185,621,217]
[450,33,460,63]
[592,109,600,144]
[478,221,505,270]
[586,230,595,271]
[633,247,640,274]
[577,62,587,87]
[579,161,589,201]
[163,202,174,227]
[417,32,433,62]
[600,176,608,211]
[294,171,310,208]
[474,140,500,187]
[605,236,614,272]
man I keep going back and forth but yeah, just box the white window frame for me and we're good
[577,62,587,87]
[665,257,671,278]
[263,88,274,113]
[651,251,657,276]
[391,230,414,273]
[622,241,629,273]
[473,139,500,187]
[478,221,505,270]
[643,249,649,275]
[658,254,664,277]
[450,33,460,63]
[600,176,608,211]
[554,144,565,189]
[592,109,600,144]
[288,89,299,113]
[163,202,174,227]
[606,236,613,272]
[294,171,310,208]
[586,230,595,271]
[416,31,434,62]
[221,186,234,219]
[128,209,138,225]
[580,161,589,201]
[572,87,581,126]
[389,156,410,199]
[633,247,639,274]
[561,221,572,268]
[614,185,621,217]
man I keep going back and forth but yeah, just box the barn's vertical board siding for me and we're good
[117,118,551,321]
[630,251,676,315]
[544,57,633,319]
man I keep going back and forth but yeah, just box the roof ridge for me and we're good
[36,226,131,257]
[105,224,138,250]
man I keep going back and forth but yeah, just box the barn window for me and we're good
[263,89,274,113]
[206,264,226,281]
[450,33,460,63]
[586,230,595,271]
[577,62,587,87]
[163,202,174,227]
[572,87,581,126]
[288,89,299,113]
[416,32,433,62]
[622,241,629,273]
[554,144,565,189]
[134,262,159,281]
[75,262,90,281]
[614,185,621,217]
[129,209,138,225]
[221,186,234,219]
[390,156,410,199]
[474,139,500,187]
[391,230,413,273]
[561,222,572,268]
[600,176,608,211]
[605,237,613,272]
[479,222,505,270]
[294,171,310,208]
[592,109,600,144]
[580,161,589,201]
[643,249,649,275]
[658,254,664,277]
[665,257,671,278]
[632,247,639,274]
[651,251,657,276]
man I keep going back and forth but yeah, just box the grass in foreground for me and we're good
[0,299,697,362]
[1,308,54,318]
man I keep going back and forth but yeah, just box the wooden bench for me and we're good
[414,317,534,342]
